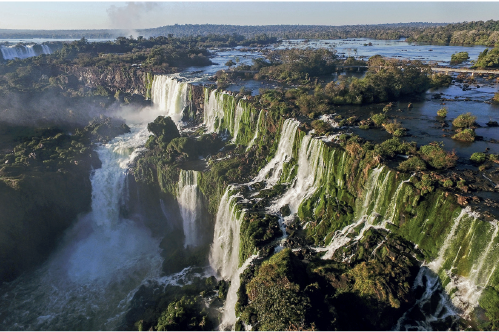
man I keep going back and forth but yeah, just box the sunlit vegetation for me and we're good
[437,108,448,117]
[450,51,469,64]
[406,19,499,45]
[472,47,499,68]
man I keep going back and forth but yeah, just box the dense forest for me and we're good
[4,21,499,47]
[0,23,444,41]
[406,20,499,46]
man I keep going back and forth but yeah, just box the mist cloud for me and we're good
[107,2,161,33]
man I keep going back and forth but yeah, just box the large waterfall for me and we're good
[0,124,163,330]
[209,188,244,280]
[151,75,188,123]
[277,135,325,214]
[254,118,300,186]
[178,170,203,248]
[0,44,51,60]
[204,89,226,133]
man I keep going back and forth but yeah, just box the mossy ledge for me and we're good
[131,77,499,330]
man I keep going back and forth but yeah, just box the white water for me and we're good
[253,118,299,186]
[0,124,163,330]
[41,44,52,55]
[0,44,43,60]
[151,75,188,123]
[395,267,460,331]
[219,255,257,330]
[246,110,263,151]
[204,89,226,133]
[231,103,244,142]
[209,188,244,280]
[321,167,388,261]
[428,207,472,273]
[178,170,202,248]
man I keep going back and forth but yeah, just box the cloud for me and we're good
[107,2,161,30]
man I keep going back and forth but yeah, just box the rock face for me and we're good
[0,169,92,283]
[65,65,149,96]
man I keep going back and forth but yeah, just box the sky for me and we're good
[0,1,499,30]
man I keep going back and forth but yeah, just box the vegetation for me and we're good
[254,48,338,83]
[437,108,448,117]
[472,47,499,68]
[406,20,499,46]
[470,152,487,164]
[382,120,406,137]
[452,112,477,128]
[450,52,469,65]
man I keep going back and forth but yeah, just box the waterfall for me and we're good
[394,267,460,330]
[151,75,188,123]
[246,110,263,151]
[41,44,51,55]
[204,89,226,133]
[231,103,244,143]
[209,188,244,280]
[253,119,300,186]
[0,124,163,330]
[0,45,38,60]
[321,167,389,261]
[178,170,202,248]
[277,135,324,214]
[428,208,471,273]
[219,255,257,330]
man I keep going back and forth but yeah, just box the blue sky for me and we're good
[0,2,498,30]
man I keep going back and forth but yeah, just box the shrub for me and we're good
[451,128,475,142]
[371,113,387,127]
[419,142,458,169]
[374,138,417,159]
[452,112,476,128]
[437,108,447,117]
[470,152,487,164]
[311,119,330,135]
[398,156,427,172]
[450,52,469,65]
[430,73,453,88]
[415,173,435,195]
[489,154,499,162]
[382,120,406,136]
[442,179,453,188]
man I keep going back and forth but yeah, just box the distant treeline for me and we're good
[406,20,499,46]
[4,21,499,46]
[0,23,445,41]
[141,23,445,40]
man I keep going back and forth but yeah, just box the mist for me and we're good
[107,2,162,38]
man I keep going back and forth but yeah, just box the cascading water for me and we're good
[178,170,202,248]
[253,119,300,186]
[0,45,38,60]
[209,188,244,280]
[41,44,52,55]
[321,167,390,260]
[231,103,244,143]
[219,255,257,330]
[0,125,163,330]
[246,110,263,151]
[151,75,188,123]
[276,135,324,214]
[0,74,198,329]
[204,89,226,133]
